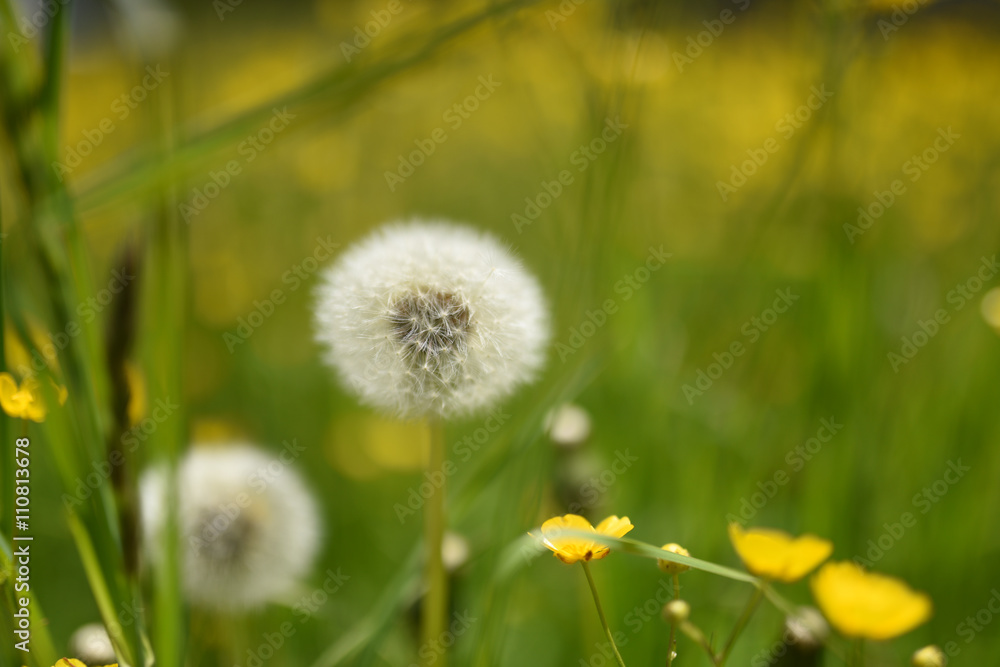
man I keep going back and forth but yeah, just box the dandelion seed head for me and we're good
[68,623,116,666]
[314,220,549,419]
[140,443,321,610]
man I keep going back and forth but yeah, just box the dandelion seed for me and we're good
[314,220,549,419]
[140,443,321,609]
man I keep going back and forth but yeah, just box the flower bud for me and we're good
[657,543,691,574]
[912,645,946,667]
[662,599,691,624]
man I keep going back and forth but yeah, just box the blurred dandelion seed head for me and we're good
[69,623,116,666]
[140,443,321,610]
[314,220,549,419]
[545,402,592,448]
[784,606,829,650]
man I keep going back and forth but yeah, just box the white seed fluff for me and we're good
[140,443,321,610]
[314,220,550,419]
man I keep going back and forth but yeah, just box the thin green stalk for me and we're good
[581,561,626,667]
[421,418,447,666]
[665,574,679,667]
[718,585,765,667]
[66,511,137,667]
[147,52,185,667]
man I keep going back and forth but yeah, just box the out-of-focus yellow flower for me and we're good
[811,561,932,640]
[538,514,633,564]
[125,363,147,425]
[0,373,66,422]
[52,659,118,667]
[728,524,832,582]
[912,645,946,667]
[657,543,691,575]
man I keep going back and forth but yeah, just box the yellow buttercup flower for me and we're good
[811,561,932,640]
[728,524,832,582]
[539,514,633,564]
[0,372,65,422]
[53,660,118,667]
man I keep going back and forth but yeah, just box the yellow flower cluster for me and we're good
[535,514,933,643]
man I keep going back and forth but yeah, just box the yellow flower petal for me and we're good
[729,524,832,583]
[53,660,88,667]
[595,515,634,538]
[0,372,23,417]
[811,561,932,640]
[538,514,633,564]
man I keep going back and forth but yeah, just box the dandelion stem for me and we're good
[666,574,679,667]
[421,417,448,666]
[581,561,627,667]
[717,584,764,666]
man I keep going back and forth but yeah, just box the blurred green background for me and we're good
[3,0,1000,664]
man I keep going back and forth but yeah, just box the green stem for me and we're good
[848,639,864,667]
[421,418,447,666]
[581,561,627,667]
[718,585,764,667]
[679,620,716,664]
[666,574,679,667]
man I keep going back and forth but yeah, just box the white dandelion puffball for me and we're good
[314,220,550,419]
[140,443,321,610]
